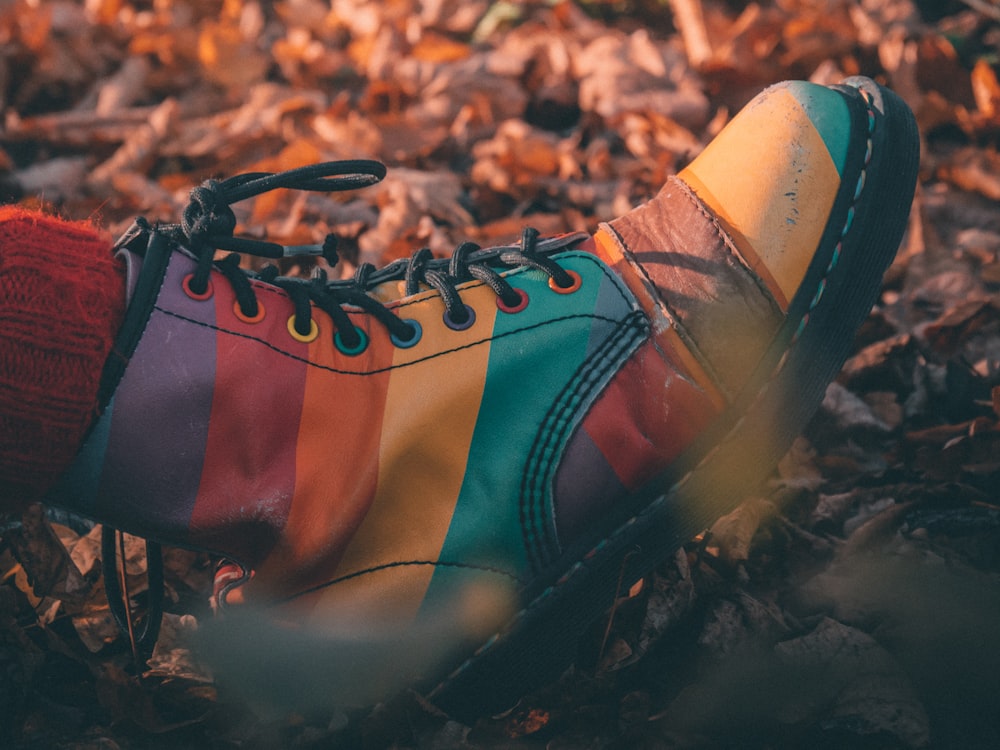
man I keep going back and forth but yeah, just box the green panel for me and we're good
[784,81,852,175]
[417,253,634,619]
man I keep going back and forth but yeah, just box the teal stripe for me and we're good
[586,267,635,356]
[45,396,115,517]
[418,253,641,617]
[784,81,850,175]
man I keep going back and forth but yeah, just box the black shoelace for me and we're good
[107,159,587,661]
[118,159,584,353]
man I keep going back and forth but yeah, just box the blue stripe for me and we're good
[46,396,115,518]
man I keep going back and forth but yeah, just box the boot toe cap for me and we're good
[678,80,857,308]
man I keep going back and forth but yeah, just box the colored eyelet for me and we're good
[233,299,265,324]
[287,315,319,343]
[390,319,422,349]
[496,288,529,314]
[443,304,476,331]
[548,270,582,294]
[335,327,369,356]
[182,274,213,301]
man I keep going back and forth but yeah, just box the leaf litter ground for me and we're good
[2,1,1000,747]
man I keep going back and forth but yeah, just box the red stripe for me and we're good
[189,282,308,565]
[583,338,719,490]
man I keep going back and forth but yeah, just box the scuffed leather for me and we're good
[606,177,783,396]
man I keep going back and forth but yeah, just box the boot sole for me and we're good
[427,77,920,719]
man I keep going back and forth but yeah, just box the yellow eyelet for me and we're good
[287,315,319,343]
[233,299,265,324]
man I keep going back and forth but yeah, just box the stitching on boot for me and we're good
[520,310,650,571]
[275,559,524,603]
[429,84,878,698]
[599,220,731,400]
[151,254,637,376]
[668,175,781,315]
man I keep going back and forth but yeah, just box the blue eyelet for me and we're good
[391,319,422,348]
[335,327,369,356]
[443,305,476,331]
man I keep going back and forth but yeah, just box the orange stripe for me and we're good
[249,308,394,598]
[305,282,497,627]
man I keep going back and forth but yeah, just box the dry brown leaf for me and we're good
[707,496,777,566]
[197,2,269,90]
[938,147,1000,201]
[774,618,930,748]
[971,57,1000,118]
[4,504,87,604]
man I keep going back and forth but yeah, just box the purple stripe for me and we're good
[552,423,628,546]
[97,250,215,541]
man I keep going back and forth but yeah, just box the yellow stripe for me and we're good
[307,282,496,627]
[679,89,841,308]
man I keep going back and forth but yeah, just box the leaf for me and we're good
[4,504,88,604]
[971,58,1000,118]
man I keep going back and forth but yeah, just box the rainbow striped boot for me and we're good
[35,77,917,715]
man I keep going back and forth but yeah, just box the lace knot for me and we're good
[183,180,238,244]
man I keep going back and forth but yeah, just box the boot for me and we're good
[4,77,918,716]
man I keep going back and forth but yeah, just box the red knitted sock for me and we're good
[0,207,125,510]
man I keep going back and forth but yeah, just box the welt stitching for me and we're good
[431,84,879,697]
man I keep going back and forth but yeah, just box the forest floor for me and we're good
[2,1,1000,748]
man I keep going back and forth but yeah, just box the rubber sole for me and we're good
[427,77,920,720]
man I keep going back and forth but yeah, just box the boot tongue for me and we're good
[0,208,126,507]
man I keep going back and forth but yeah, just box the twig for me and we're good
[668,0,713,69]
[959,0,1000,22]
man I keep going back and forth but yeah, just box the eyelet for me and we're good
[390,319,422,349]
[496,288,529,314]
[182,274,213,301]
[287,315,319,343]
[443,304,476,331]
[335,326,369,356]
[233,299,265,324]
[548,270,582,294]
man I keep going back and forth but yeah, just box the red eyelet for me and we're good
[182,274,213,301]
[233,299,265,324]
[496,288,529,314]
[548,270,582,294]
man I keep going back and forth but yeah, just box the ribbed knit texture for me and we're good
[0,207,125,509]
